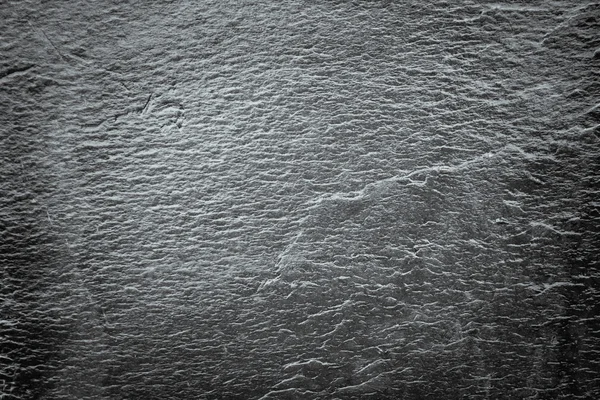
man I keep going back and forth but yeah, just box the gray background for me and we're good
[2,0,599,398]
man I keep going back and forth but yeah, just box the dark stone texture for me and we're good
[1,0,599,399]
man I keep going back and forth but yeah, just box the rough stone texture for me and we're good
[1,0,599,399]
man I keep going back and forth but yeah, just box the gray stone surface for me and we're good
[1,0,599,398]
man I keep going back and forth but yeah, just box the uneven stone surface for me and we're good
[1,0,599,399]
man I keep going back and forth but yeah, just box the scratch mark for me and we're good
[141,93,153,114]
[28,21,66,62]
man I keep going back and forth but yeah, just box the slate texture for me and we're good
[1,0,599,399]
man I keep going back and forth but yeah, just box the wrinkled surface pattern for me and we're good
[1,0,599,399]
